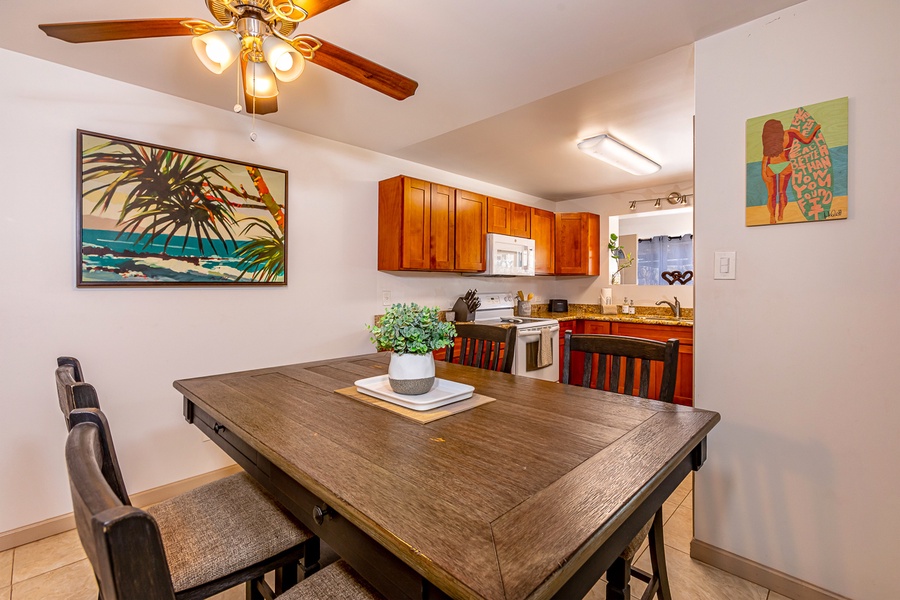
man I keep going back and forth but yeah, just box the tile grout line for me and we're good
[8,533,87,588]
[10,558,92,590]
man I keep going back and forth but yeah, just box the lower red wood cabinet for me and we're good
[558,320,693,406]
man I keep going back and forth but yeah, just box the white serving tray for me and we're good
[354,375,474,411]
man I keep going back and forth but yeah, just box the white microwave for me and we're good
[484,233,535,276]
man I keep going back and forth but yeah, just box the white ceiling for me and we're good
[4,0,806,200]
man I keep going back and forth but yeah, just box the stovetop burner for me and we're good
[501,317,526,324]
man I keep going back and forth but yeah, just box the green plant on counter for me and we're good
[609,233,635,284]
[367,303,456,355]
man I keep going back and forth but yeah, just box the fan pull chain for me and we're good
[250,95,258,142]
[250,65,258,142]
[233,65,242,114]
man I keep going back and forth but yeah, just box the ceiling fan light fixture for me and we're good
[263,36,305,82]
[191,30,240,74]
[245,60,279,98]
[576,134,661,176]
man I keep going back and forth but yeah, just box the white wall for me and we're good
[0,48,565,534]
[694,1,899,598]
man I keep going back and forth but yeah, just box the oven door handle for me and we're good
[517,325,560,340]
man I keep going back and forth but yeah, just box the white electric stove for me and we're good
[468,292,560,382]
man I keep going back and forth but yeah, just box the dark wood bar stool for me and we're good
[54,358,321,599]
[562,332,680,600]
[65,408,382,600]
[444,322,516,373]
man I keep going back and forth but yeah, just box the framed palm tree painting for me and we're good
[77,130,287,286]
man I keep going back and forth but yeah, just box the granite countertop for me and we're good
[527,304,694,327]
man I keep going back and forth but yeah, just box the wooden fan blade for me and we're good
[294,0,353,20]
[39,19,192,43]
[310,39,418,100]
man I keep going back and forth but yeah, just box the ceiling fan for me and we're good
[39,0,418,115]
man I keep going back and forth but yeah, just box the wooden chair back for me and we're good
[562,332,679,402]
[445,323,516,373]
[67,409,131,507]
[55,357,100,430]
[66,409,172,600]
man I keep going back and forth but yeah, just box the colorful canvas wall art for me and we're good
[77,131,287,286]
[745,97,848,226]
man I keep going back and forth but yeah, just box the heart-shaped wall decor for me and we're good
[661,270,694,285]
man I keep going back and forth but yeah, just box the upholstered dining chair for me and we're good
[54,358,320,599]
[65,408,382,600]
[562,332,680,600]
[444,323,516,373]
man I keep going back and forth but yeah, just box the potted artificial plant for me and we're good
[367,303,456,395]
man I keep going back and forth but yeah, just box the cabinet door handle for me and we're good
[213,423,225,434]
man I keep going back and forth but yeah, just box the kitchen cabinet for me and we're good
[611,322,693,406]
[559,320,693,406]
[454,189,488,272]
[430,183,455,271]
[557,319,582,383]
[555,212,600,276]
[378,175,457,271]
[531,207,555,275]
[487,197,531,238]
[560,321,610,384]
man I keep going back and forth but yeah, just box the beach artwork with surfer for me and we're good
[746,97,848,226]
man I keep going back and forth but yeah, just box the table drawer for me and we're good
[186,401,259,469]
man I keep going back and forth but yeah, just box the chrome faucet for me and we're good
[656,297,681,318]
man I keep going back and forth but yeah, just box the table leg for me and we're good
[605,556,631,600]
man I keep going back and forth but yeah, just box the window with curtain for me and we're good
[637,234,693,285]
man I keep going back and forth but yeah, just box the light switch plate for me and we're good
[714,251,736,280]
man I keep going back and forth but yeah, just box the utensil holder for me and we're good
[452,297,475,322]
[516,300,532,316]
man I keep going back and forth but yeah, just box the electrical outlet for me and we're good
[382,290,392,305]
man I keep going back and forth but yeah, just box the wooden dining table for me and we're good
[174,353,719,600]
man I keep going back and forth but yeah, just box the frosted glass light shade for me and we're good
[263,37,305,82]
[245,60,279,98]
[191,31,240,74]
[576,134,661,176]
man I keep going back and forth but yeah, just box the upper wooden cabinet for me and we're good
[454,189,487,272]
[378,176,457,271]
[430,183,455,271]
[555,212,600,276]
[530,207,555,275]
[487,197,531,238]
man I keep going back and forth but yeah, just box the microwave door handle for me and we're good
[522,250,528,268]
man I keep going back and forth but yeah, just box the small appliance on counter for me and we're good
[548,299,569,312]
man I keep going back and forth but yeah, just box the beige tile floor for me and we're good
[0,476,795,600]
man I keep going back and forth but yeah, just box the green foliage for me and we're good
[367,303,456,355]
[608,233,634,280]
[233,217,285,282]
[82,139,240,254]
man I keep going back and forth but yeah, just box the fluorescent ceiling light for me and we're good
[577,134,661,176]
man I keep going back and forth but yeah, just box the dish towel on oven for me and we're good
[537,327,553,368]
